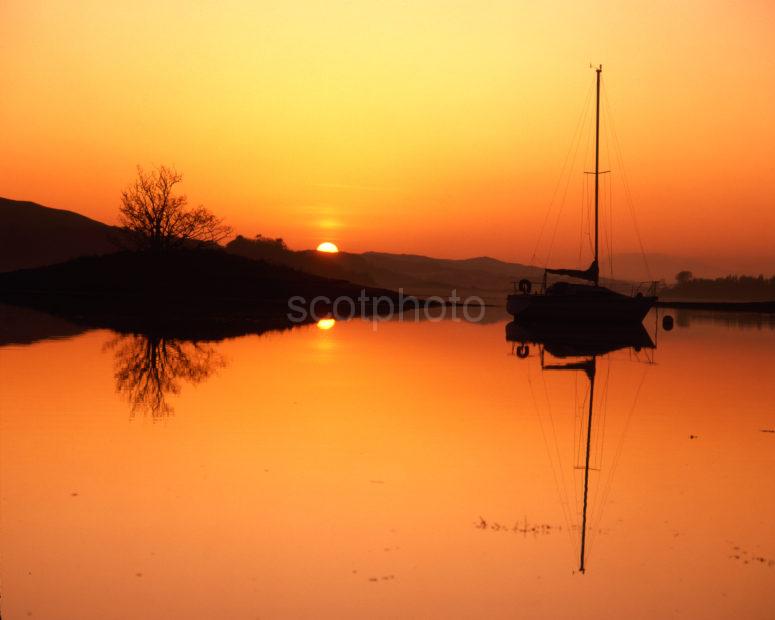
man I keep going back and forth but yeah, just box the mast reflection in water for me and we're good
[507,320,655,573]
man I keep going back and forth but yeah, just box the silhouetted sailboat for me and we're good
[507,66,656,323]
[508,321,654,572]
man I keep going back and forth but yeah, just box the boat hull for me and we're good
[506,292,656,323]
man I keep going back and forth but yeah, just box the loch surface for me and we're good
[1,308,774,619]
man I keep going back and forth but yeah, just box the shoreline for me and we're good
[655,300,775,313]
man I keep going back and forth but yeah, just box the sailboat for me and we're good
[507,66,657,323]
[507,321,655,572]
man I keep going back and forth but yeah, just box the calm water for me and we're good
[1,308,774,619]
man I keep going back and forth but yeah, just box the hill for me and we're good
[225,236,642,302]
[10,199,746,300]
[226,235,545,302]
[0,249,410,335]
[0,197,122,272]
[0,199,638,301]
[0,200,544,299]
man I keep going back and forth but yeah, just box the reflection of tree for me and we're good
[105,335,225,417]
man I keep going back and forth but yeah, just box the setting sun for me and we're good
[316,318,336,330]
[316,242,339,254]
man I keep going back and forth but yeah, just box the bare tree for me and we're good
[119,165,232,251]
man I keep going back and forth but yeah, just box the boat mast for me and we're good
[593,65,602,287]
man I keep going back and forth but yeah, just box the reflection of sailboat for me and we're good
[506,65,656,323]
[506,320,654,358]
[508,321,653,573]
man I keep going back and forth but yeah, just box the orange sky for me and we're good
[1,1,774,273]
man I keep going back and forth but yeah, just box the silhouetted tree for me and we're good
[255,234,287,250]
[226,234,291,263]
[119,165,232,251]
[675,270,693,284]
[106,334,225,417]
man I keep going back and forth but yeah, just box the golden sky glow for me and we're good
[1,1,773,272]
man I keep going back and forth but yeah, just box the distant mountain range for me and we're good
[2,196,770,299]
[225,235,546,302]
[0,197,546,301]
